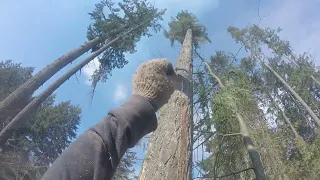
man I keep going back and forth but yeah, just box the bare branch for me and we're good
[193,131,216,150]
[216,167,254,179]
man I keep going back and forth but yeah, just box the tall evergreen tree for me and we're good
[228,25,320,127]
[0,60,81,179]
[0,0,165,126]
[139,11,210,180]
[195,52,266,179]
[0,0,166,146]
[195,25,320,180]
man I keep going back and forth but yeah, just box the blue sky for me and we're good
[1,0,320,177]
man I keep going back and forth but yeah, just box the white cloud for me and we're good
[83,57,100,85]
[113,83,128,103]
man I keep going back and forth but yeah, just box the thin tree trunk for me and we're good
[262,61,320,127]
[202,60,266,180]
[268,95,301,139]
[235,113,266,180]
[280,110,301,138]
[139,29,193,180]
[0,25,128,120]
[0,36,122,146]
[284,55,320,87]
[0,20,151,146]
[311,75,320,87]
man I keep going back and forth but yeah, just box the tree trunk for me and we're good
[262,61,320,127]
[0,37,99,116]
[0,25,128,121]
[236,113,266,180]
[202,60,266,180]
[284,55,320,87]
[139,29,193,180]
[280,110,301,139]
[311,75,320,87]
[268,95,301,139]
[0,36,122,146]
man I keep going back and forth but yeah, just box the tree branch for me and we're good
[193,131,216,150]
[216,167,254,179]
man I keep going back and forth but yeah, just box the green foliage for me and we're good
[195,25,320,179]
[164,10,211,48]
[0,60,34,126]
[26,100,81,164]
[229,24,320,179]
[194,25,320,179]
[0,60,33,101]
[0,60,81,179]
[228,25,291,57]
[283,137,320,179]
[87,0,165,90]
[0,60,137,179]
[229,24,320,140]
[113,150,137,180]
[193,52,258,179]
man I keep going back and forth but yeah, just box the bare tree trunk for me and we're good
[0,36,121,146]
[202,60,266,180]
[268,95,301,139]
[0,19,150,146]
[0,25,128,121]
[284,55,320,87]
[0,37,100,117]
[262,61,320,127]
[311,75,320,87]
[139,29,193,180]
[280,110,301,139]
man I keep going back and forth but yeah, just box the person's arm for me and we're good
[41,95,157,180]
[41,59,177,180]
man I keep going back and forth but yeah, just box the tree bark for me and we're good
[0,36,121,146]
[0,25,128,121]
[139,29,193,180]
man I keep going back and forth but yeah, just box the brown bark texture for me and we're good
[139,29,193,180]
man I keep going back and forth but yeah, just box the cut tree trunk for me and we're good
[0,25,128,121]
[139,29,193,180]
[0,36,122,146]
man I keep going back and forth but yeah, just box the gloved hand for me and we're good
[132,58,177,111]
